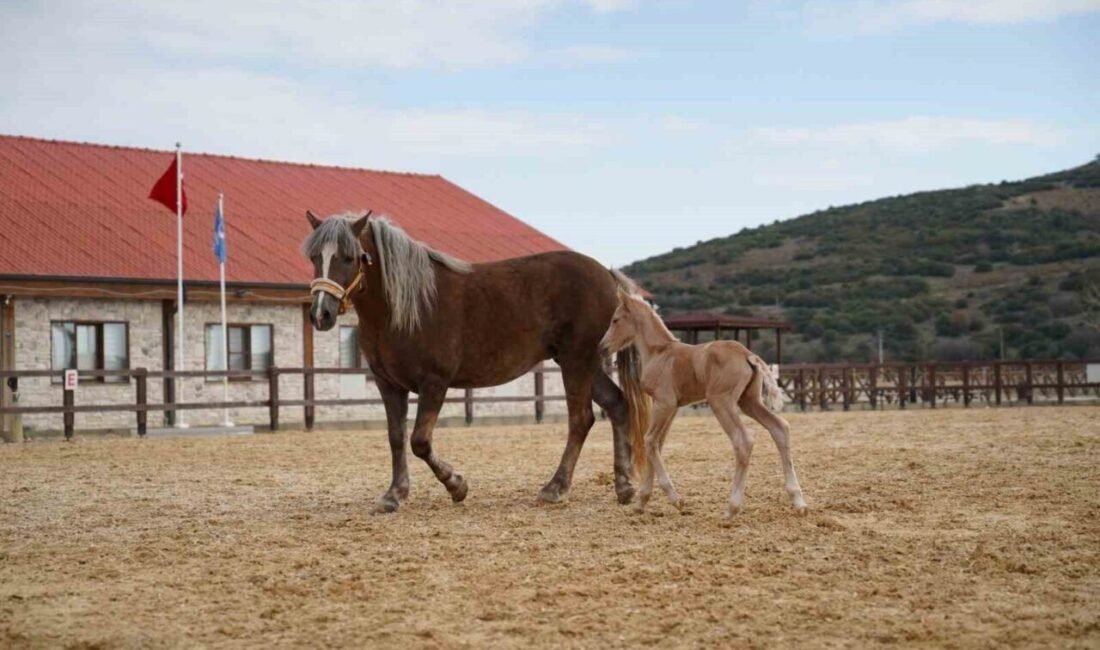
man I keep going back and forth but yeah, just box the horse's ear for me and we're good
[616,286,630,304]
[350,210,372,239]
[306,210,322,230]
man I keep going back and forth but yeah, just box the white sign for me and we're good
[1088,364,1100,384]
[63,369,78,391]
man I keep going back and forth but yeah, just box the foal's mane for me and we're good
[626,294,679,343]
[301,212,472,332]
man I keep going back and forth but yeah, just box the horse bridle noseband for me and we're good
[310,253,372,315]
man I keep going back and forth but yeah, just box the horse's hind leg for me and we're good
[539,364,595,503]
[741,398,807,513]
[592,370,635,504]
[710,395,754,517]
[409,381,468,503]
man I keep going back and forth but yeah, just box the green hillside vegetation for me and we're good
[624,157,1100,363]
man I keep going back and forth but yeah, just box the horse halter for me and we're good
[310,254,371,315]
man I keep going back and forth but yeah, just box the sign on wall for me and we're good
[63,369,78,391]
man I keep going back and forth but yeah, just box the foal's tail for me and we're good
[747,354,785,413]
[610,269,651,477]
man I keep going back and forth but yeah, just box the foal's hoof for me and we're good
[793,504,809,516]
[724,504,743,519]
[373,494,401,514]
[448,474,469,503]
[674,498,687,513]
[538,482,566,504]
[615,483,636,505]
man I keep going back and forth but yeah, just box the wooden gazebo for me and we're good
[661,311,794,364]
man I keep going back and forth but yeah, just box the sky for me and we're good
[1,0,1098,266]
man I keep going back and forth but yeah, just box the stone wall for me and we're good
[14,295,583,434]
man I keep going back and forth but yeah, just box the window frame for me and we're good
[204,322,274,381]
[49,320,130,384]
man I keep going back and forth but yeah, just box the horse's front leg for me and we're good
[374,377,410,514]
[410,382,468,502]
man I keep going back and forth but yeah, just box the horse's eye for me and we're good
[344,255,354,263]
[612,317,619,323]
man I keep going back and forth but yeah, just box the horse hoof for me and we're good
[674,498,687,512]
[373,495,401,514]
[538,483,565,504]
[725,504,742,519]
[793,504,809,516]
[449,475,469,503]
[615,484,636,505]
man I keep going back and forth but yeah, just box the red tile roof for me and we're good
[0,135,567,285]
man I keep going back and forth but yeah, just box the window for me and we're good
[340,326,365,368]
[205,324,273,378]
[50,321,129,383]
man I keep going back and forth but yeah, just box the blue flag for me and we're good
[212,201,227,264]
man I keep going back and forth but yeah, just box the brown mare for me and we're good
[302,211,648,512]
[600,289,808,517]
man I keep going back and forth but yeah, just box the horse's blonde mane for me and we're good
[370,216,472,333]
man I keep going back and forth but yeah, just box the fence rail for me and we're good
[2,359,1099,439]
[776,359,1100,411]
[0,364,565,439]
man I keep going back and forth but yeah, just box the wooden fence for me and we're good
[777,359,1100,411]
[2,359,1098,439]
[0,365,565,440]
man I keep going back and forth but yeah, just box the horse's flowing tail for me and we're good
[609,268,651,477]
[747,354,785,413]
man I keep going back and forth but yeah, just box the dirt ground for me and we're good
[1,407,1098,649]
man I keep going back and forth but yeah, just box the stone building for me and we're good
[0,135,568,435]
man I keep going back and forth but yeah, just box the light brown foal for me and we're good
[600,289,808,517]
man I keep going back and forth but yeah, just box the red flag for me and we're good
[148,156,188,215]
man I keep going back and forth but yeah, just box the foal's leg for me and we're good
[636,401,678,513]
[592,370,636,504]
[741,399,807,513]
[710,396,754,517]
[539,365,595,503]
[409,382,468,502]
[374,377,410,513]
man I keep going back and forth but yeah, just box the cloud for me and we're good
[800,0,1100,32]
[749,116,1069,153]
[0,0,638,72]
[545,44,641,64]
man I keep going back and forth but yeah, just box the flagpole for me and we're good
[218,193,233,427]
[175,142,188,428]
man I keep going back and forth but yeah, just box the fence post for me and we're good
[464,388,474,425]
[1025,362,1033,405]
[135,368,147,437]
[910,366,918,405]
[304,369,315,431]
[928,364,936,409]
[994,362,1002,406]
[268,366,280,432]
[63,388,74,441]
[899,367,906,409]
[1056,361,1064,405]
[817,367,826,411]
[534,364,545,424]
[962,364,970,407]
[869,366,878,409]
[841,367,850,411]
[797,368,806,412]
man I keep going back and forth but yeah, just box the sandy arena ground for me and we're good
[1,407,1098,648]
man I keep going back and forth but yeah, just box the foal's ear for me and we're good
[616,286,630,304]
[306,210,322,230]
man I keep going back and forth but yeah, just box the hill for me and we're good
[623,157,1100,363]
